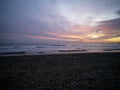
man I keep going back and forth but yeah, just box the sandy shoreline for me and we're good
[0,52,120,89]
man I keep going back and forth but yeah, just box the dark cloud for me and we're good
[116,10,120,15]
[98,9,120,30]
[98,18,120,30]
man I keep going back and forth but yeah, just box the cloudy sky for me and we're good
[0,0,120,45]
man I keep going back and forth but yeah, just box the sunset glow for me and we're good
[88,31,105,39]
[0,0,120,44]
[107,37,120,42]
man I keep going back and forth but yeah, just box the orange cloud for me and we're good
[46,32,86,41]
[69,24,95,35]
[29,32,120,43]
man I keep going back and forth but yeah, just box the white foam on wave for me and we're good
[0,43,120,56]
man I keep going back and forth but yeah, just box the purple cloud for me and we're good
[116,9,120,15]
[98,18,120,30]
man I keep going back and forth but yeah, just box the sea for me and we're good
[0,43,120,56]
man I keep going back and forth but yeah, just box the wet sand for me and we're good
[0,52,120,90]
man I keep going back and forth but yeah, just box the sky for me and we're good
[0,0,120,45]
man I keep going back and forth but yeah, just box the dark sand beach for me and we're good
[0,52,120,90]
